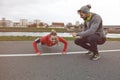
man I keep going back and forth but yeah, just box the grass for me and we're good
[0,36,36,41]
[0,36,120,41]
[107,38,120,41]
[0,36,75,41]
[0,27,68,32]
[0,27,120,41]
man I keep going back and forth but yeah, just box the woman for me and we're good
[33,30,68,55]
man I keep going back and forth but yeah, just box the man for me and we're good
[72,4,106,60]
[33,30,68,55]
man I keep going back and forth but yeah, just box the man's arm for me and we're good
[77,15,102,37]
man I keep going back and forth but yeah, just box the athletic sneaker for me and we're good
[85,51,93,56]
[91,54,101,61]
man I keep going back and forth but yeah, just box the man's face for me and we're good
[78,12,88,20]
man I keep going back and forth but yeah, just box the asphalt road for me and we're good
[0,41,120,80]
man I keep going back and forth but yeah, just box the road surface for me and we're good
[0,41,120,80]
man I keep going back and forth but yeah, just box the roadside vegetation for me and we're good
[0,27,120,41]
[0,27,69,32]
[0,36,120,41]
[0,36,75,41]
[0,27,120,33]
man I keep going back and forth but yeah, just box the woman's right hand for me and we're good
[36,52,40,56]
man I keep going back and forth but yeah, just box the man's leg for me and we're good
[74,38,93,55]
[74,38,91,51]
[87,35,98,53]
[87,34,101,60]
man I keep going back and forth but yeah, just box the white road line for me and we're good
[0,49,120,57]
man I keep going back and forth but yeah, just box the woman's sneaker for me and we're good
[85,51,93,56]
[91,54,101,61]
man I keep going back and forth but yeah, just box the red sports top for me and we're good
[33,34,68,53]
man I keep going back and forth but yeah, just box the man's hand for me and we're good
[75,36,82,39]
[72,32,82,39]
[72,32,77,37]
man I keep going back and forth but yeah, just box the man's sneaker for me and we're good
[85,51,93,56]
[91,54,101,61]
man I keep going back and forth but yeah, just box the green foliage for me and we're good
[107,38,120,41]
[0,36,36,41]
[0,27,67,32]
[0,27,120,41]
[0,36,74,41]
[0,36,120,41]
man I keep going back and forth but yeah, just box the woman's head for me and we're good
[50,29,57,36]
[50,30,59,43]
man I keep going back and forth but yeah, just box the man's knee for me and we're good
[74,38,81,45]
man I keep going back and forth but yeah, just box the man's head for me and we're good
[77,4,91,20]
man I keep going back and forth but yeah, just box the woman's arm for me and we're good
[32,38,41,55]
[58,37,68,54]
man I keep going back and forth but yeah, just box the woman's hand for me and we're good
[36,52,41,56]
[62,51,66,54]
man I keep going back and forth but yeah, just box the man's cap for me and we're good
[78,4,91,14]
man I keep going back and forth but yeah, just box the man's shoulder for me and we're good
[92,13,101,17]
[91,12,102,20]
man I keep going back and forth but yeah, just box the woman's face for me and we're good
[50,35,58,43]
